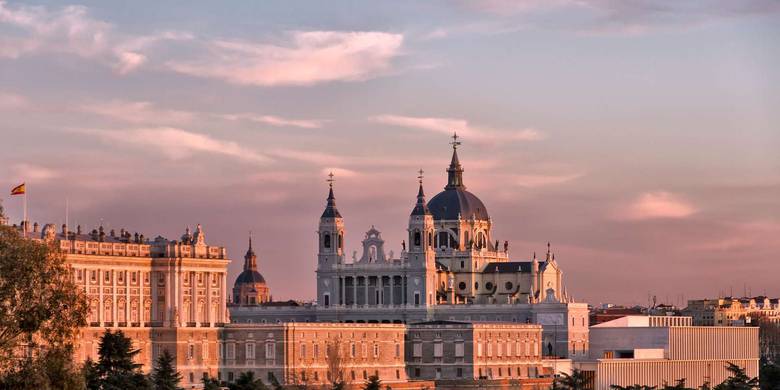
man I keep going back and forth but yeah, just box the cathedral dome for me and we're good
[427,188,489,221]
[427,137,489,221]
[235,270,266,285]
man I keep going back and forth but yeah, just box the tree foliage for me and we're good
[93,329,151,390]
[151,349,182,390]
[0,225,88,372]
[228,371,268,390]
[326,337,345,390]
[0,344,85,389]
[760,359,780,390]
[202,375,224,390]
[610,385,657,390]
[713,363,758,390]
[363,375,382,390]
[555,369,588,390]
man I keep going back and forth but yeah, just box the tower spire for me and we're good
[321,171,342,218]
[411,169,431,216]
[244,231,257,271]
[445,132,465,190]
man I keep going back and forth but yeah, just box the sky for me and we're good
[1,0,779,307]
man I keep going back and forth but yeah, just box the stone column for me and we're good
[206,272,212,327]
[151,271,158,322]
[352,276,357,307]
[363,276,368,306]
[112,270,117,326]
[98,268,104,326]
[390,276,394,306]
[221,272,228,323]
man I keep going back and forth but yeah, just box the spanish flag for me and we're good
[10,183,25,195]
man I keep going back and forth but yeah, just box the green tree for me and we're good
[661,379,694,390]
[364,375,382,390]
[151,349,182,390]
[554,369,588,390]
[96,329,151,390]
[610,385,657,390]
[228,371,268,390]
[83,358,101,390]
[202,376,223,390]
[713,363,758,390]
[760,360,780,390]
[0,225,88,372]
[0,344,85,390]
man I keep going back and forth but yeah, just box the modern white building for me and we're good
[576,316,759,390]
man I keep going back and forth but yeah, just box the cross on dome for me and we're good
[450,131,461,150]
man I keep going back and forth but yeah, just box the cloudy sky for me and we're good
[1,0,778,306]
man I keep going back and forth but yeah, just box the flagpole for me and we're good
[23,189,27,237]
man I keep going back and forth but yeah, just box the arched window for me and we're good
[428,232,433,248]
[413,231,421,246]
[338,233,343,249]
[324,233,331,249]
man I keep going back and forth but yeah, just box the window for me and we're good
[395,343,401,358]
[373,344,380,358]
[188,344,194,360]
[323,233,331,248]
[455,342,464,357]
[227,343,235,359]
[413,343,422,358]
[459,282,466,290]
[301,344,306,358]
[350,343,356,358]
[324,294,330,307]
[228,372,234,382]
[487,342,492,357]
[414,368,420,377]
[362,343,367,358]
[460,261,465,269]
[414,231,421,246]
[457,367,463,378]
[475,282,479,290]
[314,343,319,358]
[104,271,110,283]
[433,342,443,357]
[477,342,483,357]
[414,292,420,306]
[265,342,275,359]
[396,370,400,380]
[505,281,513,290]
[485,282,494,291]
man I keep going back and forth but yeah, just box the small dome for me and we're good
[427,188,489,221]
[235,270,266,285]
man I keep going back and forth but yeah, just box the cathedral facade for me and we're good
[231,141,589,359]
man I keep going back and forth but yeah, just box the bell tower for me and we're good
[408,169,435,258]
[405,171,437,309]
[317,172,345,267]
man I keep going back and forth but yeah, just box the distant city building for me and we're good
[589,306,646,326]
[231,140,590,360]
[576,315,759,390]
[684,296,780,326]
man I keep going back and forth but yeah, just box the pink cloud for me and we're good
[0,2,189,74]
[615,191,697,220]
[167,31,404,87]
[220,113,326,129]
[79,100,196,125]
[370,114,542,144]
[79,127,271,164]
[0,91,28,110]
